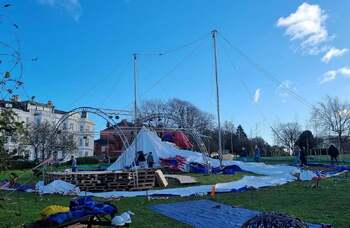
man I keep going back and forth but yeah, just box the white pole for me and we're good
[211,30,223,166]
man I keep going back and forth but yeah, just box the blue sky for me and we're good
[7,0,350,142]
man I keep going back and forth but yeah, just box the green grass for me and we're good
[187,172,254,185]
[0,169,39,184]
[216,173,350,227]
[0,173,349,227]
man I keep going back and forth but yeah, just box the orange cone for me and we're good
[210,185,216,198]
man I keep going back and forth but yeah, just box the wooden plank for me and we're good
[164,174,198,184]
[155,169,168,187]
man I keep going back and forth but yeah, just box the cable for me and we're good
[69,59,130,107]
[219,41,267,122]
[158,32,210,56]
[99,61,128,107]
[134,32,210,57]
[218,32,314,110]
[140,38,207,98]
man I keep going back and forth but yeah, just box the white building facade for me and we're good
[1,99,95,160]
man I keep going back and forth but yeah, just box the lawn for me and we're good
[1,171,350,227]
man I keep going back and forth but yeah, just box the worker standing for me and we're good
[147,152,154,168]
[254,145,261,162]
[71,155,77,172]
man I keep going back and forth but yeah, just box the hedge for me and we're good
[7,160,38,170]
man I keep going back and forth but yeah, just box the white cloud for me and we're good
[320,67,350,83]
[253,88,261,103]
[37,0,82,21]
[321,47,348,63]
[320,70,337,83]
[277,3,329,55]
[338,67,350,76]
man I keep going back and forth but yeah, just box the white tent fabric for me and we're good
[36,180,80,195]
[36,127,347,198]
[107,127,207,171]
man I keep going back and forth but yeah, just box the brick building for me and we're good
[94,119,134,159]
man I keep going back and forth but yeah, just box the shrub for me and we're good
[8,160,37,170]
[76,156,99,164]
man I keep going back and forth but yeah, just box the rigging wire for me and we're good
[69,58,131,107]
[219,40,267,122]
[140,37,207,98]
[218,32,314,110]
[134,32,210,57]
[99,60,129,107]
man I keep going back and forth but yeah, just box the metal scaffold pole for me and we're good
[211,30,223,167]
[133,53,139,186]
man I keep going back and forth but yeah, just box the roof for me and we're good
[94,138,108,145]
[0,99,67,114]
[101,119,134,132]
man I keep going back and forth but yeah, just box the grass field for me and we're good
[1,170,350,227]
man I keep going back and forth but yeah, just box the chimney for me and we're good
[47,100,53,107]
[11,95,20,102]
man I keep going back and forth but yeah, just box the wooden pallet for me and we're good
[45,169,156,192]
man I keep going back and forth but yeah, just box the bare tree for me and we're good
[25,121,77,160]
[272,122,301,153]
[139,98,214,133]
[311,96,350,153]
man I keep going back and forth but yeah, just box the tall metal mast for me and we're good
[133,53,138,155]
[211,29,223,166]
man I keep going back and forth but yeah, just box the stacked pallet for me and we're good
[45,169,156,192]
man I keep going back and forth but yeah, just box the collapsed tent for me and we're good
[107,127,207,171]
[162,131,193,149]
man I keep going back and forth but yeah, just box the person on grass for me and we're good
[147,152,154,168]
[241,147,248,162]
[254,145,261,162]
[299,147,307,166]
[293,145,300,165]
[71,155,77,172]
[328,144,339,165]
[137,151,146,168]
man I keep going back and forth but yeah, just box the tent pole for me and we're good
[133,53,139,186]
[211,30,223,167]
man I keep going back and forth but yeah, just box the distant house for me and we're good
[320,136,350,152]
[0,96,95,160]
[94,119,134,159]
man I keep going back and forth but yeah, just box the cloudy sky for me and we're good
[8,0,350,142]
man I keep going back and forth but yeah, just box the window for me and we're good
[79,138,83,146]
[85,151,88,157]
[85,138,89,147]
[70,123,74,130]
[80,125,83,132]
[63,123,67,130]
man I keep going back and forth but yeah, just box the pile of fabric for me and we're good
[0,180,34,192]
[26,196,117,227]
[162,131,193,149]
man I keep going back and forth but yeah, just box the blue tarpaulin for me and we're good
[150,200,322,228]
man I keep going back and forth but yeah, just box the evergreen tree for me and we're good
[0,108,24,170]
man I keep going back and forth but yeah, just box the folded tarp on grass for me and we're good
[149,200,322,228]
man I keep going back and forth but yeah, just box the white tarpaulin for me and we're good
[107,127,206,171]
[36,164,348,198]
[36,180,80,195]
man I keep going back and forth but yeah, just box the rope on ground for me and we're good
[241,212,309,228]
